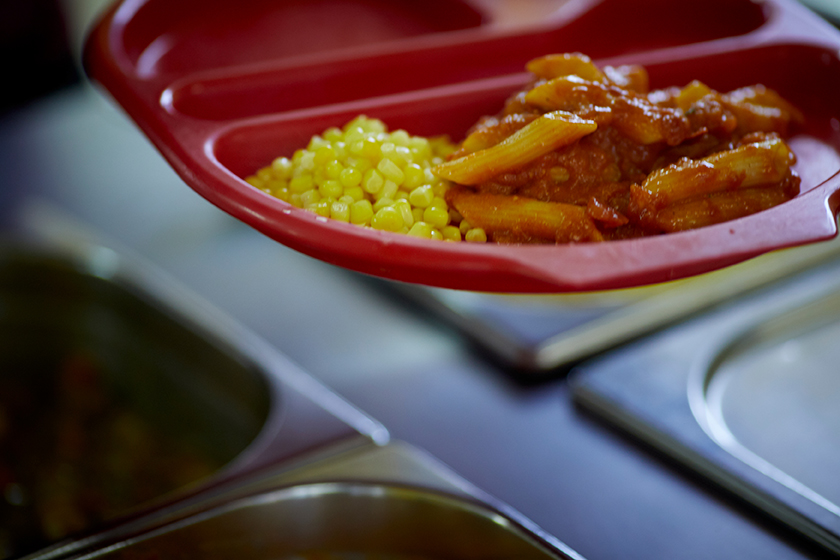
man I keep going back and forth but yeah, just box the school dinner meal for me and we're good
[246,53,802,244]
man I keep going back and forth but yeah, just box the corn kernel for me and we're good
[274,187,291,202]
[245,176,264,189]
[319,179,344,199]
[360,137,381,159]
[313,146,336,166]
[289,175,315,194]
[343,116,364,132]
[429,196,448,210]
[344,186,365,201]
[409,136,430,153]
[271,157,293,179]
[307,135,330,151]
[394,200,414,228]
[430,228,444,241]
[325,159,344,180]
[348,157,373,174]
[373,197,394,212]
[442,226,461,241]
[256,167,273,182]
[350,199,374,225]
[432,182,449,197]
[377,158,405,185]
[331,141,347,159]
[372,206,404,232]
[459,219,472,234]
[349,140,365,156]
[331,201,350,222]
[298,150,316,171]
[338,195,356,205]
[409,185,434,208]
[309,199,331,217]
[465,228,488,243]
[344,126,365,143]
[395,145,411,164]
[266,179,287,194]
[323,127,343,142]
[365,118,387,133]
[340,167,362,188]
[362,169,384,194]
[300,189,320,207]
[412,207,424,223]
[402,163,425,189]
[390,129,410,146]
[378,180,399,201]
[379,142,396,160]
[423,206,449,229]
[407,222,434,238]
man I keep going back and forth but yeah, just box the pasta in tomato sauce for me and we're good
[435,52,802,244]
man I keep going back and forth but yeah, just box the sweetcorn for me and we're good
[245,116,487,242]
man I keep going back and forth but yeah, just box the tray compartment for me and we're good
[165,0,769,121]
[119,0,485,78]
[73,482,562,560]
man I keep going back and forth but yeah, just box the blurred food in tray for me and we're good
[0,244,270,559]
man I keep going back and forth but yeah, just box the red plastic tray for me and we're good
[84,0,840,293]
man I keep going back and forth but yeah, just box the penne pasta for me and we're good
[524,75,612,115]
[525,76,690,145]
[655,186,792,232]
[433,111,597,185]
[631,136,795,211]
[719,85,804,136]
[426,54,802,243]
[603,64,649,93]
[526,52,606,82]
[446,186,604,243]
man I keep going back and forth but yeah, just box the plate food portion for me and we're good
[85,0,840,292]
[246,53,802,245]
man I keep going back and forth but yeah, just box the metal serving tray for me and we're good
[2,238,583,560]
[392,232,840,374]
[570,255,840,554]
[62,441,582,560]
[0,239,383,560]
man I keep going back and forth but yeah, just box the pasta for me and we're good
[434,52,803,244]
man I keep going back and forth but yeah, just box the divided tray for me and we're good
[84,0,840,292]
